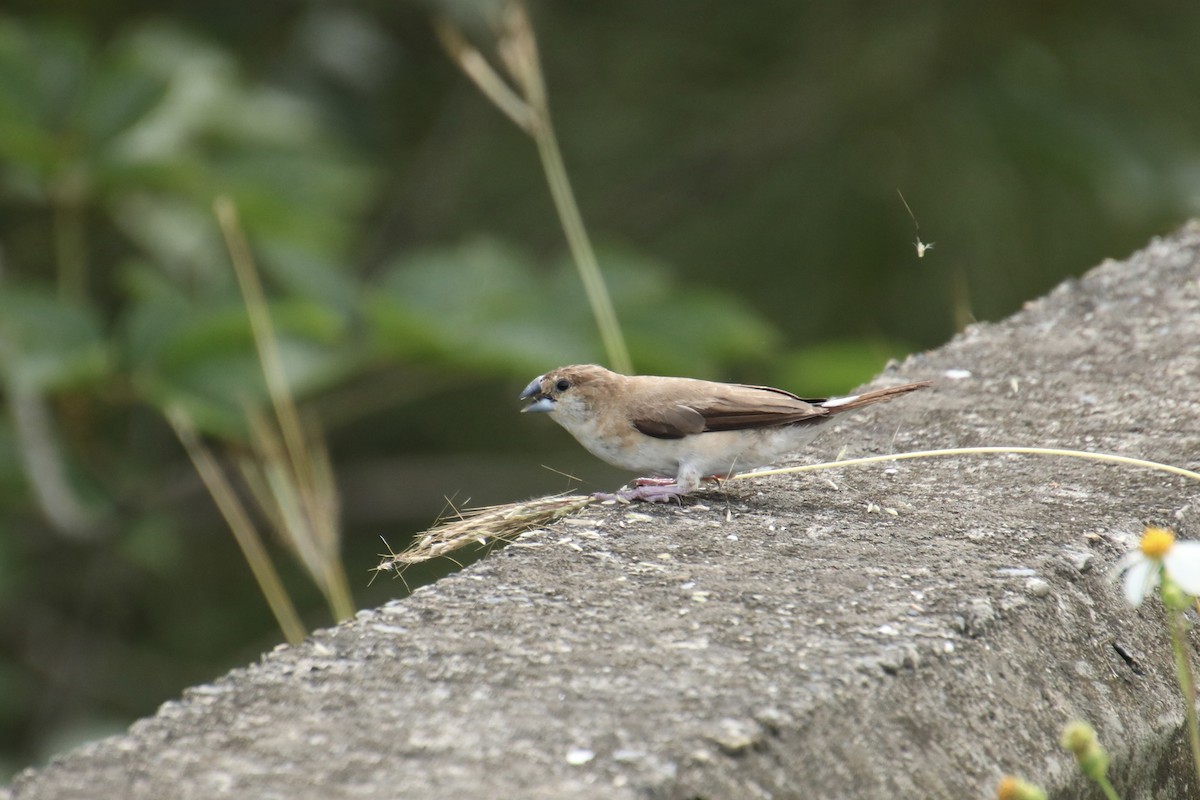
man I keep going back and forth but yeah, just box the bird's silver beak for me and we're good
[519,377,554,413]
[522,397,554,413]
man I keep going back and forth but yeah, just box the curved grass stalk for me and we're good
[729,446,1200,485]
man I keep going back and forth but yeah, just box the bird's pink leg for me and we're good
[590,477,692,504]
[593,468,704,504]
[620,481,691,503]
[632,474,724,488]
[632,477,676,487]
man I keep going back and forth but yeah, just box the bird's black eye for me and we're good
[555,378,571,392]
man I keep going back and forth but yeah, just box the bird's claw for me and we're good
[594,478,690,504]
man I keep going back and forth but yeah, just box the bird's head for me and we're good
[519,364,615,421]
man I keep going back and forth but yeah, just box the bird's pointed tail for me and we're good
[818,380,932,413]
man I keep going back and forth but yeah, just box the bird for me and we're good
[519,364,931,502]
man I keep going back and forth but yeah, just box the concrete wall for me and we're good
[8,224,1200,799]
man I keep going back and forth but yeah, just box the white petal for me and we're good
[1165,542,1200,597]
[1122,558,1157,606]
[1112,550,1143,579]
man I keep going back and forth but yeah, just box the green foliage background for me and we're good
[1,0,1197,779]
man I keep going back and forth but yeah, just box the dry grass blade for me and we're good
[376,494,595,575]
[168,408,308,644]
[496,0,544,111]
[212,195,355,623]
[434,18,534,133]
[238,407,355,622]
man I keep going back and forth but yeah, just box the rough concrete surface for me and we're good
[7,225,1200,799]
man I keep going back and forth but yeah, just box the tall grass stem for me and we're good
[436,1,632,374]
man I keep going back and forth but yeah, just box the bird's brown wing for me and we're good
[629,404,707,439]
[630,382,827,439]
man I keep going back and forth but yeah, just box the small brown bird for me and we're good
[520,364,931,502]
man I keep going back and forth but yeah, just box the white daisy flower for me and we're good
[1115,527,1200,607]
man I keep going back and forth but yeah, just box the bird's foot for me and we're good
[593,477,691,504]
[633,477,677,487]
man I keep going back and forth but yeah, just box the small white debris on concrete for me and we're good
[709,718,762,755]
[565,748,595,766]
[1025,577,1052,597]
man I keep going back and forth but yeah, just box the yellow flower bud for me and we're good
[996,775,1047,800]
[1060,721,1096,756]
[1060,720,1109,782]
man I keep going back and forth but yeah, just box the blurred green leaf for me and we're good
[258,245,359,320]
[367,237,599,372]
[0,287,109,393]
[98,24,373,254]
[0,21,89,175]
[111,196,232,290]
[0,19,372,284]
[367,237,779,378]
[124,280,355,435]
[80,52,169,150]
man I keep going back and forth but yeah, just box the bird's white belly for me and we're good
[558,412,825,478]
[676,426,825,477]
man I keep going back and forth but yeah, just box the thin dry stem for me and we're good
[497,1,545,111]
[237,410,353,621]
[169,409,307,644]
[213,195,355,622]
[214,197,308,478]
[434,19,534,133]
